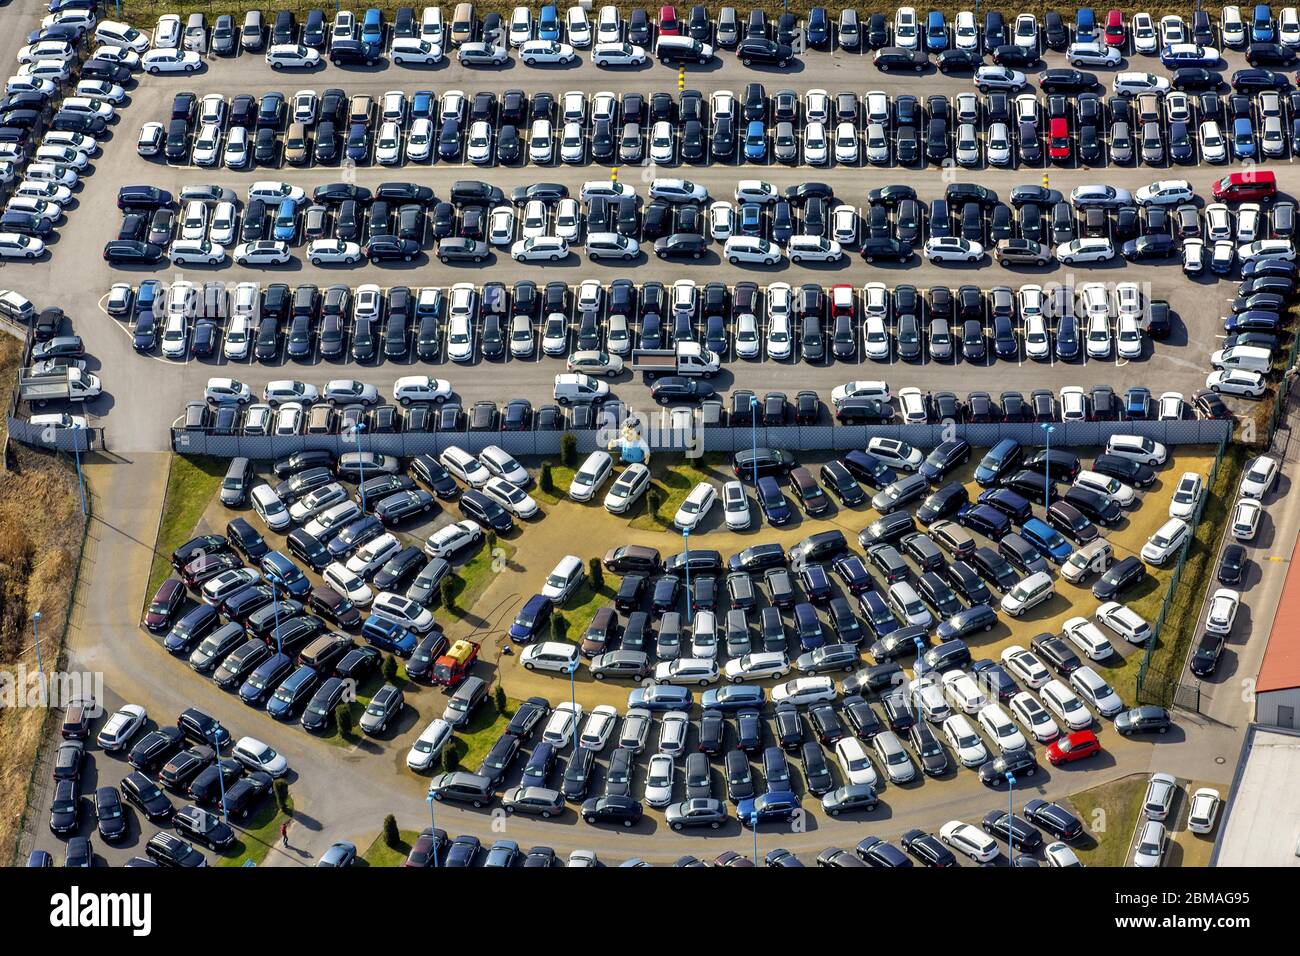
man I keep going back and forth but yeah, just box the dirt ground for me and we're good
[0,335,87,863]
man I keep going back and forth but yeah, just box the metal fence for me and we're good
[172,417,1234,459]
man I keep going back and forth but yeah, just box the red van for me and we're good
[659,5,680,35]
[1104,10,1126,46]
[1049,117,1071,161]
[1212,170,1278,202]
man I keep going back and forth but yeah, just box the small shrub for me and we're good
[560,433,577,467]
[383,814,400,849]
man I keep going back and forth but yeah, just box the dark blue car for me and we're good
[362,615,418,656]
[738,790,801,827]
[756,476,792,525]
[509,594,553,644]
[744,121,767,161]
[260,551,311,596]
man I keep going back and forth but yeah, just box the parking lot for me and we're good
[9,4,1280,869]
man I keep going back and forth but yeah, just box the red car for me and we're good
[143,578,187,633]
[830,284,855,318]
[659,5,680,35]
[1104,10,1126,46]
[1047,729,1101,765]
[1048,116,1071,162]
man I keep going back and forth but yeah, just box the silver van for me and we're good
[240,10,265,51]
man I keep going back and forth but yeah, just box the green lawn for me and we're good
[360,829,420,867]
[1068,775,1149,868]
[320,668,407,748]
[146,454,226,600]
[629,458,725,531]
[443,540,515,620]
[1124,446,1245,706]
[216,791,292,867]
[447,695,520,771]
[555,578,615,640]
[533,465,577,506]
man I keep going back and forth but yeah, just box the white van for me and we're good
[887,581,933,628]
[1210,345,1272,373]
[439,447,491,488]
[553,372,609,406]
[1075,470,1136,507]
[569,451,613,502]
[541,555,586,603]
[1105,434,1168,466]
[250,483,291,531]
[1000,570,1054,617]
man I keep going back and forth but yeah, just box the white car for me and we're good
[223,314,251,360]
[1187,788,1222,834]
[765,313,793,360]
[648,121,675,165]
[941,670,988,714]
[96,704,147,752]
[1085,313,1112,358]
[734,314,760,359]
[924,236,983,262]
[653,657,720,686]
[1168,472,1204,519]
[1183,238,1206,273]
[942,714,989,767]
[76,79,126,105]
[1024,314,1051,360]
[406,719,454,771]
[1159,14,1187,45]
[975,65,1028,91]
[1141,517,1190,564]
[209,202,237,246]
[909,678,951,723]
[1095,602,1152,645]
[832,380,892,408]
[232,737,289,777]
[1231,497,1263,540]
[346,533,402,577]
[509,6,532,45]
[554,198,581,243]
[596,4,621,42]
[579,705,619,751]
[512,236,569,262]
[391,37,443,64]
[223,126,250,168]
[591,41,646,66]
[406,118,435,161]
[488,206,515,246]
[542,701,583,748]
[1132,821,1167,868]
[717,644,790,682]
[1199,120,1227,162]
[898,388,928,424]
[528,119,554,164]
[569,451,614,502]
[424,520,484,559]
[721,480,751,530]
[832,204,858,244]
[1207,369,1266,398]
[1041,679,1094,731]
[940,821,999,863]
[674,481,716,531]
[519,641,579,673]
[834,737,879,788]
[520,39,577,64]
[1001,645,1051,689]
[233,241,291,266]
[1056,237,1115,263]
[1241,455,1279,498]
[978,703,1028,753]
[266,44,321,69]
[1112,71,1170,95]
[393,375,453,405]
[1009,691,1060,743]
[1068,40,1122,66]
[170,238,224,265]
[307,239,363,266]
[1063,616,1116,661]
[1237,202,1262,242]
[1204,588,1241,635]
[566,6,593,46]
[770,676,837,706]
[833,122,859,164]
[787,235,841,263]
[803,122,829,165]
[1045,842,1083,867]
[955,11,979,49]
[595,464,647,514]
[1070,666,1123,718]
[709,201,735,241]
[1136,179,1194,206]
[375,121,403,165]
[868,437,923,471]
[725,236,780,265]
[987,122,1012,165]
[1132,12,1159,51]
[141,48,202,74]
[644,753,675,807]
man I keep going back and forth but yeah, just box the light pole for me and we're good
[682,528,692,625]
[72,423,86,515]
[355,421,368,512]
[1039,424,1055,507]
[31,611,45,688]
[1006,772,1017,863]
[425,792,438,867]
[913,636,926,676]
[749,395,759,485]
[567,658,579,750]
[211,721,229,823]
[750,810,759,863]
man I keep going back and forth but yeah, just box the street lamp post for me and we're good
[749,396,759,486]
[1006,772,1017,863]
[72,424,87,515]
[682,528,693,625]
[211,722,229,823]
[425,792,438,867]
[1040,424,1055,507]
[913,636,926,676]
[567,659,579,750]
[750,811,760,863]
[31,611,45,692]
[355,422,368,512]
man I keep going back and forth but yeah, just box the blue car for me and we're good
[627,684,692,711]
[738,790,801,827]
[1075,7,1096,41]
[1233,116,1256,158]
[260,551,311,596]
[361,614,418,656]
[273,198,298,242]
[744,120,766,161]
[1160,44,1219,68]
[136,279,161,315]
[857,590,898,639]
[538,4,560,40]
[974,439,1022,486]
[1021,518,1073,563]
[701,684,766,711]
[360,8,384,52]
[756,476,792,525]
[739,202,763,235]
[346,122,370,162]
[1125,386,1152,419]
[1252,4,1274,41]
[411,90,435,119]
[925,11,948,50]
[508,594,553,644]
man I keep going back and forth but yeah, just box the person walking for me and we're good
[280,820,289,847]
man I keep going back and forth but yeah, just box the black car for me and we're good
[1092,555,1145,601]
[94,787,129,842]
[982,809,1044,852]
[1023,798,1085,841]
[901,828,957,867]
[737,37,793,66]
[978,749,1038,787]
[1040,68,1097,92]
[1190,633,1225,677]
[581,794,643,827]
[1115,705,1172,736]
[875,47,929,72]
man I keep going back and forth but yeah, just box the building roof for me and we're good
[1257,528,1300,694]
[1212,725,1300,866]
